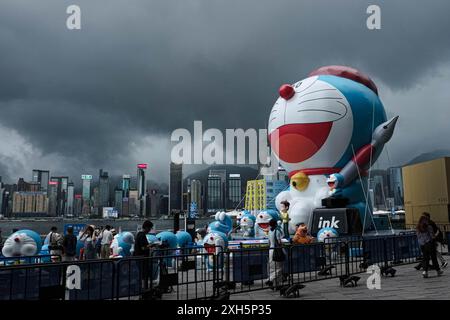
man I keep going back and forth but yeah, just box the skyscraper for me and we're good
[48,181,58,216]
[32,169,50,193]
[128,189,139,216]
[81,174,92,215]
[99,169,110,208]
[227,174,242,210]
[50,176,69,216]
[190,179,203,215]
[207,169,226,213]
[137,164,147,217]
[169,162,183,214]
[114,188,123,216]
[66,182,74,216]
[12,191,48,217]
[244,179,266,211]
[122,175,131,198]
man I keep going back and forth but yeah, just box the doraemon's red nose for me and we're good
[279,84,295,100]
[14,237,20,243]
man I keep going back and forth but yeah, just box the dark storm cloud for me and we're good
[1,0,450,181]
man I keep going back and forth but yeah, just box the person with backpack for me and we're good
[62,227,78,261]
[416,216,443,278]
[45,226,63,262]
[78,225,97,260]
[267,219,285,289]
[415,212,448,270]
[423,212,448,268]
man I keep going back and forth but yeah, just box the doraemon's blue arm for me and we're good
[328,116,398,190]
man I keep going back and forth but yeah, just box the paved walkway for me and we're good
[231,256,450,300]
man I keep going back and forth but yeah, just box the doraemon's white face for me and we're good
[317,228,339,242]
[268,76,354,173]
[203,232,225,254]
[240,216,255,229]
[256,212,273,232]
[2,233,38,257]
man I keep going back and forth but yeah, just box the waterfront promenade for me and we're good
[231,255,450,300]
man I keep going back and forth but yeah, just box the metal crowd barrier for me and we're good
[0,234,425,300]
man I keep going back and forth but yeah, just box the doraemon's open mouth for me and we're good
[258,223,270,230]
[327,181,336,188]
[269,122,332,163]
[203,243,216,254]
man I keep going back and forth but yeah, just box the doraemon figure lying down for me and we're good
[2,229,42,258]
[240,213,256,238]
[110,232,135,258]
[202,231,228,270]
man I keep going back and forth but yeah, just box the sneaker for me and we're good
[422,271,429,278]
[441,262,448,268]
[437,270,444,276]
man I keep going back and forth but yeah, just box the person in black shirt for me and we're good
[62,227,78,261]
[134,220,154,290]
[134,220,154,257]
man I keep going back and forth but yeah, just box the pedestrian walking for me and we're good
[416,216,443,278]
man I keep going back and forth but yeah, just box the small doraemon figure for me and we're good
[240,213,256,238]
[317,227,339,243]
[256,209,280,236]
[207,211,233,237]
[203,231,228,270]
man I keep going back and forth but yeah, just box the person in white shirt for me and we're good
[267,219,285,289]
[99,225,113,259]
[45,226,63,262]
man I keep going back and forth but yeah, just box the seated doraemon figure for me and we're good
[207,211,233,237]
[176,231,192,248]
[176,231,193,255]
[156,231,177,248]
[110,231,135,258]
[240,213,256,238]
[255,209,281,236]
[202,231,228,270]
[156,231,178,267]
[317,227,339,243]
[2,229,42,258]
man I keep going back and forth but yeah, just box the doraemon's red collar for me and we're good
[288,168,341,178]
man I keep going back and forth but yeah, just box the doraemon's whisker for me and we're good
[297,97,343,105]
[270,109,278,114]
[297,88,337,99]
[269,117,277,123]
[296,109,341,115]
[296,78,318,93]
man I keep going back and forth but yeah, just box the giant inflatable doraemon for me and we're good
[110,231,135,258]
[269,65,398,233]
[2,229,42,258]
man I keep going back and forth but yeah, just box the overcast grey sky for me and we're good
[1,0,450,184]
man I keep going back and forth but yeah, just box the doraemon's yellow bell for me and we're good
[290,172,310,191]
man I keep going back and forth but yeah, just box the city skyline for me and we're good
[2,1,450,185]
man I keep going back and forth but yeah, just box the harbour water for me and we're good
[0,217,213,237]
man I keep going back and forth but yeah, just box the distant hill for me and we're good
[405,149,450,166]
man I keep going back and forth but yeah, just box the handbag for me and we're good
[272,229,285,262]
